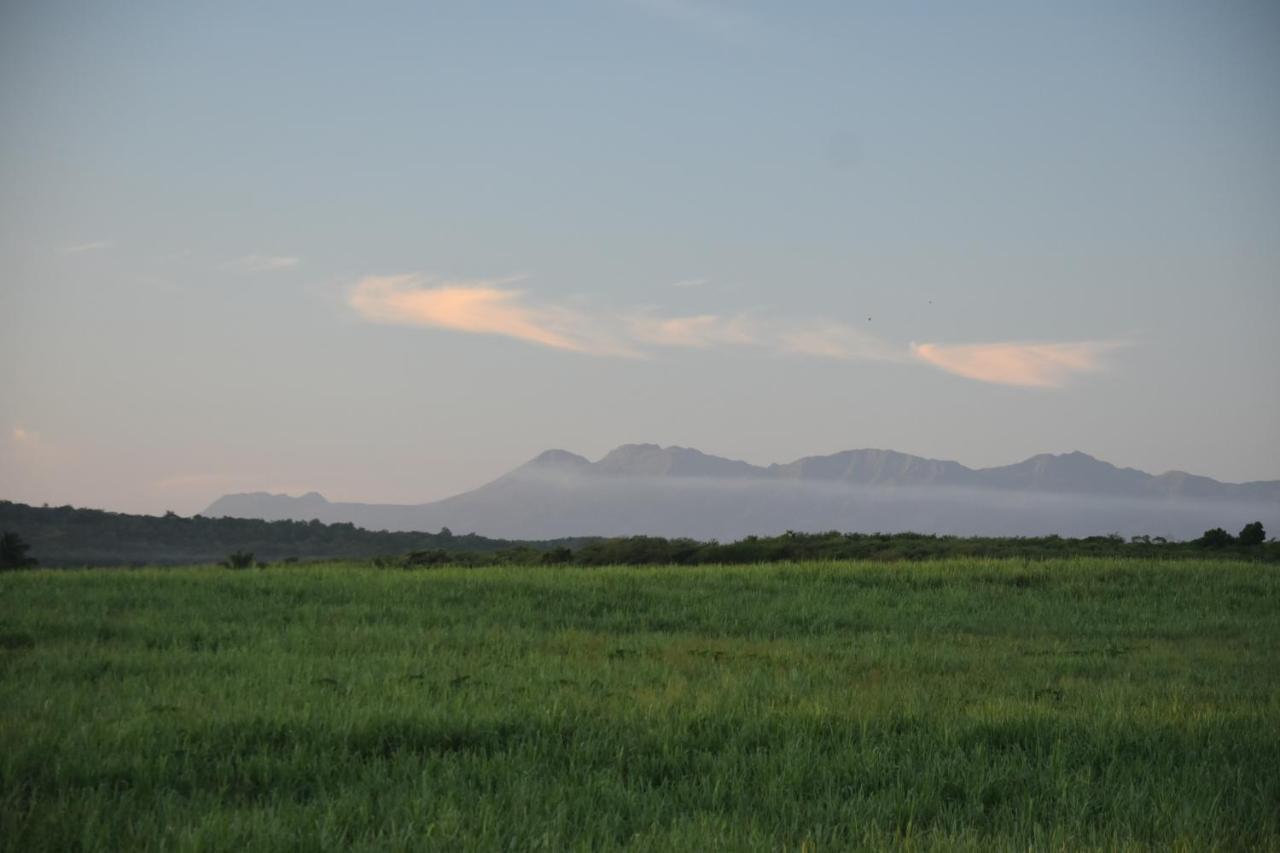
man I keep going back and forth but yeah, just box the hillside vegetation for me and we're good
[1,500,1274,568]
[0,501,582,567]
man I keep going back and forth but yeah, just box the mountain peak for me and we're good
[524,449,591,469]
[982,450,1149,494]
[1023,450,1101,464]
[600,443,662,458]
[595,444,757,478]
[771,448,975,486]
[203,490,328,520]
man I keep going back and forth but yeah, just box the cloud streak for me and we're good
[351,274,893,362]
[626,313,757,349]
[350,273,1123,388]
[912,341,1125,388]
[779,324,907,362]
[350,274,641,357]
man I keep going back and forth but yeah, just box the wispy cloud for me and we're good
[671,278,708,288]
[627,313,757,348]
[224,254,300,272]
[350,274,642,357]
[911,341,1126,388]
[351,274,898,365]
[59,240,113,254]
[778,324,907,362]
[351,273,1125,388]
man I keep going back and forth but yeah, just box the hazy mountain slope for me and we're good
[974,451,1153,495]
[592,444,759,479]
[204,445,1280,541]
[204,491,331,522]
[769,449,979,487]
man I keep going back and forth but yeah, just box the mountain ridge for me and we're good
[203,445,1280,541]
[484,445,1279,496]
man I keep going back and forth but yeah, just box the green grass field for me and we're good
[2,558,1278,851]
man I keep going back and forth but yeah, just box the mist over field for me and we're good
[456,473,1280,541]
[206,445,1280,541]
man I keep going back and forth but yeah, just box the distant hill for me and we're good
[0,501,585,567]
[204,445,1280,541]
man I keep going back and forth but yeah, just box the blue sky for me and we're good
[2,1,1278,513]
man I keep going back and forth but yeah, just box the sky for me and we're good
[2,0,1278,515]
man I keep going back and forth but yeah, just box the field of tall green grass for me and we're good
[2,558,1278,850]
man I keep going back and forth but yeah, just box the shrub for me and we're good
[1238,521,1266,547]
[1196,528,1234,549]
[540,547,573,565]
[403,549,450,568]
[223,550,255,569]
[0,532,37,570]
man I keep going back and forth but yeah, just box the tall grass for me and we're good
[2,558,1278,850]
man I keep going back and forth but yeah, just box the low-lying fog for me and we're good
[245,469,1277,542]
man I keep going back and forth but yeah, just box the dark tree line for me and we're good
[1196,521,1266,549]
[396,524,1274,569]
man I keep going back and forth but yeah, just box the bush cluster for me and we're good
[371,525,1277,569]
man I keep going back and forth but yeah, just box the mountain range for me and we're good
[205,445,1280,541]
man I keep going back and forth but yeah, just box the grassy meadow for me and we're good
[2,558,1278,850]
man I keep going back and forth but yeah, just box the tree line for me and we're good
[2,500,1272,571]
[390,523,1275,569]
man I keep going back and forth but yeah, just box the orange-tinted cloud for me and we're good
[351,276,905,362]
[351,274,1125,390]
[777,325,905,362]
[912,340,1123,388]
[349,274,641,356]
[627,313,757,348]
